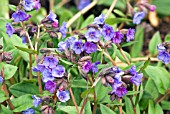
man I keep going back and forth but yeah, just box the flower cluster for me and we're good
[82,60,100,74]
[157,42,170,64]
[100,65,143,101]
[33,56,70,103]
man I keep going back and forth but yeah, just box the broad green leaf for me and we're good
[125,96,134,114]
[0,91,8,103]
[80,101,92,114]
[4,64,18,80]
[8,4,16,11]
[149,32,162,56]
[131,26,144,57]
[105,18,131,25]
[70,79,88,88]
[58,106,82,114]
[161,101,170,110]
[100,104,116,114]
[0,0,9,18]
[165,34,170,42]
[15,46,38,54]
[121,41,137,48]
[148,100,154,114]
[9,82,39,97]
[139,91,153,110]
[0,62,5,72]
[126,91,141,96]
[60,58,73,65]
[139,58,150,72]
[116,50,131,64]
[155,104,163,114]
[81,88,94,101]
[12,94,33,112]
[1,105,13,114]
[81,15,94,29]
[113,9,126,17]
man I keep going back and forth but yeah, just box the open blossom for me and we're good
[12,10,31,22]
[91,61,100,73]
[57,90,70,102]
[42,70,54,82]
[115,86,128,98]
[52,65,65,77]
[93,14,105,25]
[34,0,41,11]
[84,42,97,54]
[72,40,84,54]
[6,23,15,37]
[47,11,58,22]
[58,40,70,52]
[43,56,58,68]
[59,22,67,38]
[22,108,35,114]
[133,11,145,24]
[82,60,92,73]
[126,28,135,42]
[112,31,124,44]
[102,24,114,41]
[32,95,42,107]
[85,28,101,42]
[22,0,35,11]
[77,0,91,10]
[45,81,57,93]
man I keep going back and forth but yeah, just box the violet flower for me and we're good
[22,108,35,114]
[22,0,35,11]
[158,51,170,64]
[12,10,31,22]
[45,81,57,93]
[91,61,100,73]
[47,11,58,22]
[133,11,145,25]
[32,95,42,107]
[130,73,143,86]
[0,75,3,83]
[6,23,15,37]
[42,69,54,83]
[93,14,105,25]
[84,42,97,54]
[59,22,67,38]
[102,24,114,41]
[82,60,92,73]
[112,31,124,44]
[115,86,128,98]
[56,90,70,102]
[52,65,65,78]
[77,0,91,10]
[72,40,84,54]
[126,28,135,42]
[43,56,58,68]
[85,28,101,42]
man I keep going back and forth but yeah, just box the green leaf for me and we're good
[113,9,126,17]
[139,58,150,72]
[12,94,33,112]
[0,0,9,18]
[4,64,17,80]
[1,105,13,114]
[116,50,131,64]
[0,91,8,103]
[154,104,163,114]
[0,62,5,72]
[8,4,16,11]
[60,58,73,65]
[105,18,131,25]
[15,46,38,54]
[9,82,39,97]
[81,15,94,29]
[121,41,137,48]
[131,26,144,57]
[148,100,154,114]
[80,101,92,114]
[70,79,87,88]
[165,34,170,42]
[126,91,141,95]
[149,32,162,56]
[125,96,134,114]
[161,101,170,110]
[58,106,82,114]
[100,104,116,114]
[81,88,94,101]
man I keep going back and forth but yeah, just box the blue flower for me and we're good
[133,11,145,25]
[158,51,170,64]
[34,0,41,11]
[93,14,105,25]
[102,24,114,41]
[47,11,58,22]
[112,31,124,44]
[157,44,166,52]
[32,95,42,107]
[129,65,137,75]
[57,90,70,102]
[91,61,100,73]
[6,23,15,37]
[59,22,67,38]
[85,28,101,42]
[0,75,3,83]
[110,66,124,79]
[22,108,35,114]
[43,56,58,68]
[126,28,135,42]
[42,71,54,83]
[22,0,35,11]
[52,65,65,77]
[45,81,56,94]
[82,60,92,73]
[58,41,70,52]
[77,0,91,10]
[115,86,128,98]
[12,10,31,22]
[72,40,84,54]
[130,73,143,86]
[84,42,97,54]
[21,36,27,44]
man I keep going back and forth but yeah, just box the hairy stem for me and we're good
[37,72,43,94]
[29,54,32,79]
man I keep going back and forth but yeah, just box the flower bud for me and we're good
[48,31,58,38]
[105,76,114,84]
[101,77,107,87]
[79,56,91,62]
[41,105,54,114]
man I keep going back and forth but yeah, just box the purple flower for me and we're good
[22,0,35,11]
[85,28,101,42]
[12,10,31,22]
[112,31,124,44]
[93,14,105,25]
[115,87,128,98]
[158,51,170,64]
[47,11,58,22]
[59,22,67,38]
[32,95,42,107]
[130,73,143,86]
[6,23,15,37]
[22,108,35,114]
[0,75,3,83]
[82,60,92,73]
[34,0,41,11]
[72,40,84,54]
[126,28,135,42]
[91,61,100,73]
[111,66,124,79]
[57,90,70,102]
[102,24,114,41]
[67,36,77,48]
[84,42,97,54]
[157,44,166,52]
[21,36,27,44]
[77,0,91,10]
[45,81,57,93]
[110,81,122,93]
[58,41,70,52]
[42,69,54,82]
[133,11,145,25]
[37,64,47,72]
[43,56,58,68]
[129,65,137,75]
[52,65,65,77]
